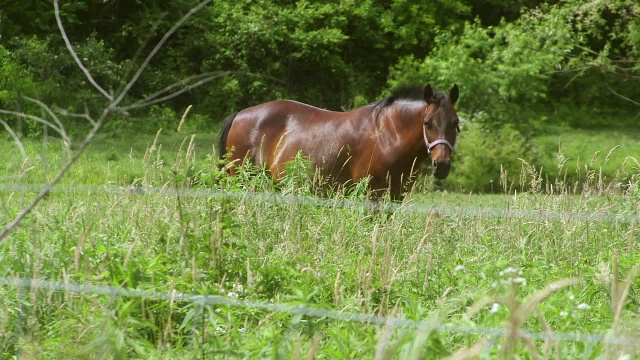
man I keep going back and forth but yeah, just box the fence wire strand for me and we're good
[1,183,637,224]
[0,276,638,347]
[2,183,639,349]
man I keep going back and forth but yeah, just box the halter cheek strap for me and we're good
[423,125,455,154]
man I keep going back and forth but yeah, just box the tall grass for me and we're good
[0,129,639,358]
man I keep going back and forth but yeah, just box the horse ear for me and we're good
[424,84,435,103]
[449,84,459,104]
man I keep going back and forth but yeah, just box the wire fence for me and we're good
[1,183,637,224]
[1,276,638,347]
[1,183,639,351]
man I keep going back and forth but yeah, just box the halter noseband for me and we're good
[423,125,454,154]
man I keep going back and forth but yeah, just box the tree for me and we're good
[0,0,221,241]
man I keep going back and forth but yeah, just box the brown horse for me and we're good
[218,84,460,201]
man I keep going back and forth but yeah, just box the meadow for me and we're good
[0,126,639,359]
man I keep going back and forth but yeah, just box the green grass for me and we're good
[0,129,639,359]
[0,128,217,186]
[531,128,640,187]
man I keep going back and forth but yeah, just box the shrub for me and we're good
[388,18,568,134]
[451,120,529,193]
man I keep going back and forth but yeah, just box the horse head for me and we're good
[422,84,460,179]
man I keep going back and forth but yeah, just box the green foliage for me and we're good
[279,151,316,196]
[531,129,640,191]
[2,134,640,358]
[1,0,639,197]
[3,0,638,137]
[451,121,529,192]
[389,0,639,134]
[0,44,45,104]
[389,17,569,133]
[527,0,640,120]
[1,0,480,124]
[0,42,56,135]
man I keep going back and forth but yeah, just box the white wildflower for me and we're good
[454,265,465,272]
[513,277,527,285]
[576,303,590,310]
[490,303,500,314]
[499,267,517,276]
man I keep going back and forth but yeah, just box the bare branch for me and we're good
[54,0,113,101]
[562,69,585,89]
[132,71,228,105]
[0,108,110,242]
[0,109,70,144]
[607,87,640,107]
[524,40,640,80]
[543,66,590,75]
[121,71,231,111]
[0,0,214,242]
[0,119,27,159]
[54,105,97,127]
[23,96,67,134]
[112,0,213,108]
[115,13,167,98]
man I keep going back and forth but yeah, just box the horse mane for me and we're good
[369,84,448,121]
[391,84,448,104]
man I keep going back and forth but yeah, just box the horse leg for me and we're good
[363,177,397,219]
[389,180,405,203]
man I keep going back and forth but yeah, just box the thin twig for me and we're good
[607,87,640,106]
[139,72,229,103]
[0,119,27,159]
[0,109,70,144]
[54,0,113,101]
[0,108,109,242]
[112,0,212,108]
[0,0,213,242]
[121,71,230,111]
[54,106,97,127]
[115,13,167,98]
[22,96,67,134]
[542,66,590,75]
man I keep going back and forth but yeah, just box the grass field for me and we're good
[1,127,639,359]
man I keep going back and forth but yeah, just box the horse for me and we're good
[218,84,460,201]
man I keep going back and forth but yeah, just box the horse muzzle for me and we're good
[423,127,455,179]
[432,159,451,179]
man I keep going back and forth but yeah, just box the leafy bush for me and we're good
[451,121,529,193]
[388,17,568,134]
[388,0,640,135]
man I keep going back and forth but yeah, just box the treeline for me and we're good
[1,0,639,190]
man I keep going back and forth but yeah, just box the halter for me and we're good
[423,125,454,154]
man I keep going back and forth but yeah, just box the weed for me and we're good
[0,131,639,358]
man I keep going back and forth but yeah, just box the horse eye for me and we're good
[424,121,433,129]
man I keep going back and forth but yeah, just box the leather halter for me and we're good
[423,125,455,154]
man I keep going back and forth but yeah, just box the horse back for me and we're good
[225,100,363,181]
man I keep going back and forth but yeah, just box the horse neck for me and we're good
[379,102,427,156]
